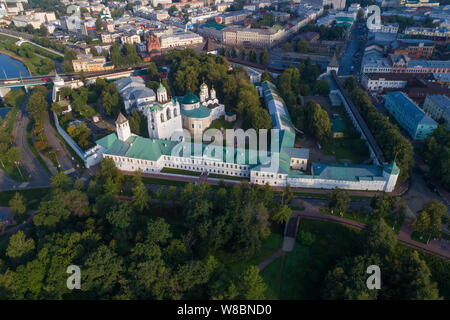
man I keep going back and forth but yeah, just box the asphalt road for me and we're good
[42,110,76,174]
[338,19,367,77]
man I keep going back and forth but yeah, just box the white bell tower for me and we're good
[157,81,168,102]
[116,112,131,141]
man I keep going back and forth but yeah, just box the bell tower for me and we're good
[116,112,131,141]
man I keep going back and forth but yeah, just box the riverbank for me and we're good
[0,33,54,76]
[0,49,35,76]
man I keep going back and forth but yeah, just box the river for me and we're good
[0,53,32,79]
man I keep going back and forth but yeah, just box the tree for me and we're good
[260,49,269,67]
[296,40,308,53]
[359,219,397,256]
[283,42,291,52]
[261,70,273,83]
[239,266,267,300]
[9,193,26,223]
[51,172,72,191]
[370,194,395,219]
[82,245,124,298]
[132,182,149,212]
[328,188,350,216]
[282,183,293,205]
[321,255,381,300]
[6,231,35,260]
[385,251,441,300]
[95,16,103,32]
[411,200,446,242]
[33,195,71,228]
[272,205,291,225]
[313,79,330,95]
[147,218,172,245]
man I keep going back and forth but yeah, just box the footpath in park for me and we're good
[258,202,450,299]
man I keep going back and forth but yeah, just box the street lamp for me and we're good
[14,161,23,180]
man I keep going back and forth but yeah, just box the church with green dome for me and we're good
[179,81,225,135]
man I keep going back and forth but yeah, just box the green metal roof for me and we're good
[312,163,383,181]
[182,90,199,105]
[181,105,211,119]
[383,161,400,175]
[331,119,347,133]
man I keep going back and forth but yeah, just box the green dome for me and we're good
[157,83,166,92]
[182,90,199,105]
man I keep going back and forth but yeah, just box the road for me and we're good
[402,166,449,216]
[42,110,77,175]
[8,96,51,189]
[338,19,367,77]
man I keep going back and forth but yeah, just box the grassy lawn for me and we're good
[1,163,28,182]
[279,219,360,299]
[142,176,189,187]
[321,207,374,225]
[260,256,282,300]
[3,88,26,109]
[384,214,404,234]
[289,205,305,211]
[216,231,283,283]
[411,231,429,244]
[0,187,51,209]
[208,173,249,181]
[161,167,201,176]
[209,119,235,130]
[323,138,370,164]
[21,43,63,61]
[293,191,372,200]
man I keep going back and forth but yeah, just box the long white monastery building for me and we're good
[94,81,399,192]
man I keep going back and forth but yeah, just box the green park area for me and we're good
[271,218,450,300]
[0,89,27,182]
[0,34,56,76]
[323,137,370,164]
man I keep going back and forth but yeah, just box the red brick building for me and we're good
[145,33,163,61]
[392,40,435,59]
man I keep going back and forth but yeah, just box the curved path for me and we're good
[290,203,450,260]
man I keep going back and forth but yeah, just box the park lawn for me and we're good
[289,205,305,211]
[384,214,404,234]
[208,173,249,181]
[209,119,235,130]
[0,187,51,209]
[142,176,188,187]
[161,167,201,176]
[320,208,374,225]
[411,231,429,244]
[3,88,26,109]
[323,138,370,164]
[21,43,63,61]
[260,256,282,300]
[1,163,27,182]
[279,219,360,299]
[216,232,283,281]
[293,191,372,200]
